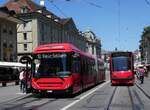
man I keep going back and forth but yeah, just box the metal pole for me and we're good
[26,62,28,93]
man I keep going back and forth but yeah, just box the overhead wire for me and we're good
[46,0,102,34]
[47,0,102,17]
[144,0,150,6]
[118,0,120,39]
[82,0,102,9]
[115,0,121,50]
[64,0,102,33]
[47,0,67,17]
[65,0,102,9]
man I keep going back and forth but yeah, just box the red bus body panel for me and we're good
[32,77,72,90]
[32,73,82,94]
[32,43,105,94]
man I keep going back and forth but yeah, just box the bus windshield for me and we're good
[32,53,71,78]
[112,56,131,71]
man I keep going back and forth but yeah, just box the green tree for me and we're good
[142,26,150,36]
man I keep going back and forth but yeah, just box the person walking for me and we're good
[137,66,145,84]
[19,68,26,93]
[144,66,148,77]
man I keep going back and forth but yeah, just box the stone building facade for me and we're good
[82,30,101,58]
[3,0,87,61]
[0,7,22,62]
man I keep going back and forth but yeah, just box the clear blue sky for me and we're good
[1,0,150,51]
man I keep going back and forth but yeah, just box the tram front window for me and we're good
[33,53,71,78]
[112,56,131,71]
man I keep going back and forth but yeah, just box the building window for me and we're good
[92,45,95,54]
[23,33,27,40]
[9,44,13,48]
[21,7,29,13]
[41,23,45,41]
[3,43,7,61]
[3,29,7,33]
[3,43,7,48]
[24,44,27,51]
[23,23,26,28]
[9,26,13,35]
[9,30,13,35]
[3,24,7,33]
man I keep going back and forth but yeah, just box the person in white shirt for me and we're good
[19,68,26,93]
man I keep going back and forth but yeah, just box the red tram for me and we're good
[31,43,105,95]
[109,51,134,86]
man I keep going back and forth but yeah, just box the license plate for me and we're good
[47,90,53,93]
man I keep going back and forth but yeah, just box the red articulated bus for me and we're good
[109,51,134,86]
[31,43,105,95]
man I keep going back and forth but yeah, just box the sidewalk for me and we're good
[0,82,16,87]
[136,76,150,97]
[0,84,31,103]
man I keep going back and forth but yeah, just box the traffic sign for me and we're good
[19,56,32,64]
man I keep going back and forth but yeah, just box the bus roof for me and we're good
[33,43,98,60]
[33,43,81,54]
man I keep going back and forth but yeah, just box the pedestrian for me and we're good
[19,68,26,93]
[144,66,148,77]
[137,66,145,84]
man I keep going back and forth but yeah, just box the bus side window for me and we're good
[72,60,80,73]
[72,53,80,73]
[85,58,88,75]
[81,57,86,75]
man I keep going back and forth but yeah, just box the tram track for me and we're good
[0,93,32,105]
[3,98,57,110]
[0,94,56,110]
[105,87,117,110]
[128,84,150,110]
[105,85,148,110]
[128,87,137,110]
[0,96,41,110]
[135,83,150,100]
[1,82,150,110]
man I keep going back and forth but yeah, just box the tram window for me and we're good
[112,56,131,71]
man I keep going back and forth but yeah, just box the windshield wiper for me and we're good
[54,72,65,81]
[57,71,71,75]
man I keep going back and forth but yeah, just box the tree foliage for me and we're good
[142,26,150,37]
